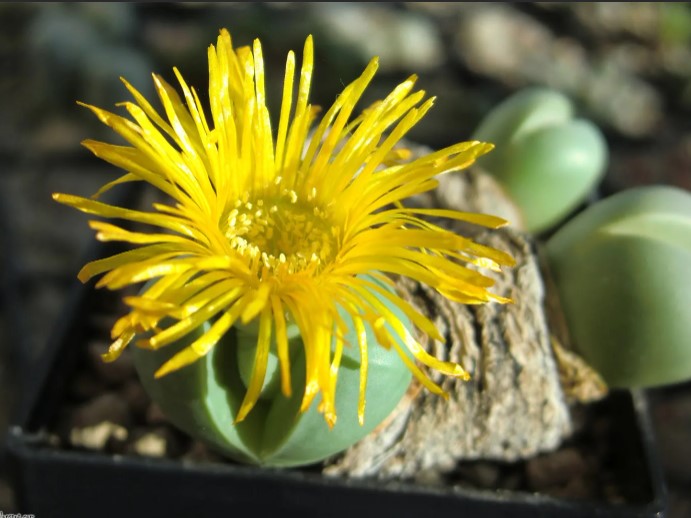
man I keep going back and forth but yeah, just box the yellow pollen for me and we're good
[225,190,337,275]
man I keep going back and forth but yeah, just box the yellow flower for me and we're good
[53,29,514,428]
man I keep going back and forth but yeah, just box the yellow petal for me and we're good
[154,295,244,377]
[235,305,273,423]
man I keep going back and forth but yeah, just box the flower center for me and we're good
[225,188,338,275]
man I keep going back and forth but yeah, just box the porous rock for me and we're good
[323,153,606,481]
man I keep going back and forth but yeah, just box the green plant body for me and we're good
[132,275,414,467]
[472,87,608,234]
[546,185,691,388]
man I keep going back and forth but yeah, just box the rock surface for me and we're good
[324,164,605,479]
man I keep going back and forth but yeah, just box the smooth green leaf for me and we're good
[546,185,691,387]
[472,87,607,233]
[131,274,413,467]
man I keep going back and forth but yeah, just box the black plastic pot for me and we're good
[5,240,669,518]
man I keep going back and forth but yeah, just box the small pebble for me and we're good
[126,426,183,458]
[70,421,128,450]
[71,392,132,429]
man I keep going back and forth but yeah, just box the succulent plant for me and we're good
[546,185,691,388]
[132,275,415,467]
[472,87,608,234]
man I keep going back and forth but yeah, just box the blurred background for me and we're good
[0,2,690,515]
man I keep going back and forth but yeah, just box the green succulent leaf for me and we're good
[472,87,607,233]
[131,274,413,467]
[546,185,691,388]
